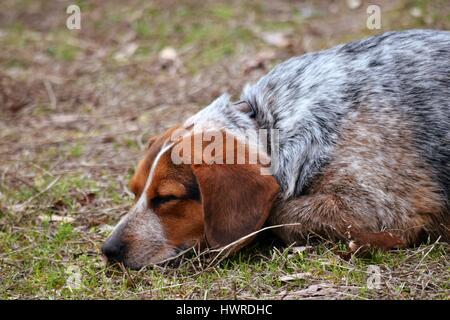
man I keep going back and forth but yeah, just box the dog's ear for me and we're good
[192,162,279,250]
[146,136,158,149]
[146,125,182,150]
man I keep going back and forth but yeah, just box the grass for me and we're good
[1,0,449,299]
[1,195,448,299]
[1,174,448,299]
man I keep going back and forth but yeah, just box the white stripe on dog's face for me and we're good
[112,142,174,233]
[135,142,174,211]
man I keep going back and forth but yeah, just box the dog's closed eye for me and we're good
[151,195,178,208]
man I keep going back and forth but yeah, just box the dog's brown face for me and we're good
[101,127,279,269]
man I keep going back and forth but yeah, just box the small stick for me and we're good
[15,176,61,210]
[414,237,441,271]
[119,262,136,288]
[43,79,57,110]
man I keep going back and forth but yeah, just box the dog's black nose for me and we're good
[101,237,126,263]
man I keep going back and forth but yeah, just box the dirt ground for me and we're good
[0,0,449,299]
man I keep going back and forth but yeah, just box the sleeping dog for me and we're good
[102,30,450,269]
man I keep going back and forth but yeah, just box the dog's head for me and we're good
[101,124,279,269]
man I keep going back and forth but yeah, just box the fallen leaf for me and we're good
[347,226,404,251]
[288,245,314,258]
[348,240,359,252]
[259,31,291,48]
[39,215,75,223]
[51,199,66,211]
[50,114,80,124]
[114,42,139,62]
[76,192,96,206]
[158,47,181,70]
[243,50,276,74]
[410,7,423,18]
[159,47,178,61]
[290,245,314,254]
[98,224,114,234]
[346,0,362,10]
[101,136,115,143]
[282,283,339,299]
[279,272,311,282]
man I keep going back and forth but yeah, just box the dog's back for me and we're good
[242,30,450,244]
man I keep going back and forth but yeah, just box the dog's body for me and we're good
[103,30,450,268]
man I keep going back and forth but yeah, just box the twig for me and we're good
[414,237,441,271]
[205,222,304,267]
[14,176,61,210]
[118,262,136,288]
[149,222,305,278]
[29,162,55,177]
[43,79,57,110]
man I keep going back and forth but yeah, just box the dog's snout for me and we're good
[101,236,126,263]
